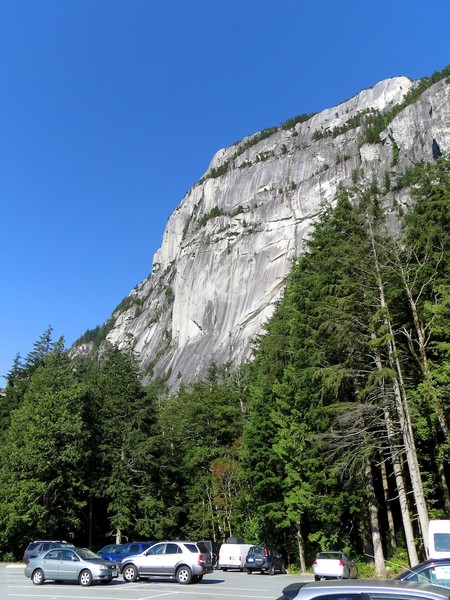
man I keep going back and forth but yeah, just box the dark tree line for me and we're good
[0,158,449,571]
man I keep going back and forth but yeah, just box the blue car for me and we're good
[98,542,154,562]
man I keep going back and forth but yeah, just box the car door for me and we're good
[57,549,80,582]
[163,543,183,575]
[138,543,167,576]
[40,550,61,580]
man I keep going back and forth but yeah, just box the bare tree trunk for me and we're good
[296,521,307,573]
[365,460,386,577]
[372,337,419,566]
[379,449,396,550]
[438,460,450,511]
[115,528,122,544]
[369,222,429,557]
[384,405,420,566]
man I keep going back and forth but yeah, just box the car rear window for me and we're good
[318,552,342,559]
[248,546,264,555]
[197,542,211,554]
[26,542,40,551]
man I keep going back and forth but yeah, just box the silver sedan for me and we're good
[24,546,119,586]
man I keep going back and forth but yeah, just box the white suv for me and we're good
[121,541,213,584]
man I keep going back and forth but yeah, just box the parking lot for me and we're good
[2,563,312,600]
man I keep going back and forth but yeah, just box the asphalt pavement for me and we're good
[1,562,312,600]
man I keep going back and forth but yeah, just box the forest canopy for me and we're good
[1,157,449,575]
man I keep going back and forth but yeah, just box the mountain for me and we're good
[72,71,450,391]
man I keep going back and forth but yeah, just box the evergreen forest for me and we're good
[1,157,449,576]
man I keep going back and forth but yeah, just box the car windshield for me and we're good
[76,548,100,560]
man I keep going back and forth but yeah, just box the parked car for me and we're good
[24,546,119,586]
[218,538,254,571]
[97,541,154,562]
[312,550,358,580]
[278,579,450,600]
[244,545,286,575]
[22,540,75,563]
[121,540,213,584]
[395,558,450,587]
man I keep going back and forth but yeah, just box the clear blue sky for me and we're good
[1,0,449,383]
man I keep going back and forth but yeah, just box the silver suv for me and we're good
[121,541,213,584]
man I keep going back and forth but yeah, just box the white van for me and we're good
[218,538,253,571]
[428,519,450,558]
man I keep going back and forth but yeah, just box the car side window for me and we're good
[148,543,165,555]
[46,550,60,560]
[60,550,75,561]
[165,543,181,554]
[129,544,139,553]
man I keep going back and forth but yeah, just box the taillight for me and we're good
[339,560,345,566]
[313,559,317,565]
[198,553,205,565]
[264,548,269,557]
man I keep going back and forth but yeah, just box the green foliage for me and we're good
[0,340,90,556]
[197,206,225,228]
[280,113,316,130]
[363,65,450,145]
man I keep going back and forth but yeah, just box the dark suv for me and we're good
[22,540,75,563]
[244,545,286,575]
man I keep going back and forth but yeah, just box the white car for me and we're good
[312,551,358,580]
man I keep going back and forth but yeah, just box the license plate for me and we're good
[247,558,254,562]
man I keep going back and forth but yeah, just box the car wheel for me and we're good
[32,569,45,585]
[247,569,252,574]
[176,566,192,584]
[269,563,275,576]
[79,569,93,587]
[122,564,138,583]
[314,575,320,581]
[281,562,287,574]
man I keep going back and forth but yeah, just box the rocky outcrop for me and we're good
[72,75,450,391]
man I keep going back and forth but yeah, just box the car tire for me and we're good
[122,564,138,583]
[176,565,192,584]
[314,575,320,581]
[281,562,287,574]
[247,569,252,574]
[269,563,275,576]
[192,574,203,582]
[32,569,45,585]
[79,569,93,587]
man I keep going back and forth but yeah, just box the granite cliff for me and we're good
[73,73,450,391]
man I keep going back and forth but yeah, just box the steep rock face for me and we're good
[73,76,450,390]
